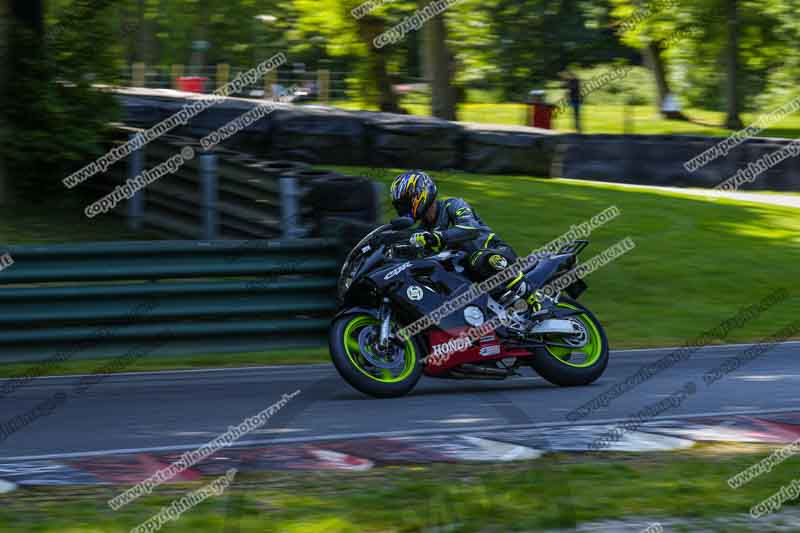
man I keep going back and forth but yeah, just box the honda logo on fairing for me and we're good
[431,337,472,357]
[384,262,412,280]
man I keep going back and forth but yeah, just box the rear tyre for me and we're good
[329,314,423,398]
[530,297,609,387]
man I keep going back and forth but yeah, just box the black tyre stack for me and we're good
[307,173,383,247]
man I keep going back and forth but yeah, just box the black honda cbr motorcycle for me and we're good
[329,217,609,398]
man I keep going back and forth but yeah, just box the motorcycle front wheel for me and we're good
[329,313,423,398]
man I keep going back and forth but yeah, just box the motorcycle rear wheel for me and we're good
[529,297,609,387]
[329,313,423,398]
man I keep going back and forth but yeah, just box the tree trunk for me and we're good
[10,0,43,34]
[189,0,211,75]
[134,0,149,63]
[643,41,669,108]
[421,5,456,120]
[357,16,401,113]
[6,0,44,205]
[0,0,9,205]
[724,0,743,129]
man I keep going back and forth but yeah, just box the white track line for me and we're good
[2,406,799,462]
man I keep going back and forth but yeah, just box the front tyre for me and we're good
[329,314,423,398]
[530,297,609,387]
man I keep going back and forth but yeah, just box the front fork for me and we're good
[378,297,392,350]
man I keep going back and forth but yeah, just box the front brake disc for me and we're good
[358,328,405,369]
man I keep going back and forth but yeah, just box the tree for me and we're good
[610,0,689,117]
[723,0,743,129]
[293,0,409,112]
[356,15,402,113]
[419,0,456,120]
[0,0,9,205]
[7,0,120,201]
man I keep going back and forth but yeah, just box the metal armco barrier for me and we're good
[89,129,317,241]
[0,239,341,364]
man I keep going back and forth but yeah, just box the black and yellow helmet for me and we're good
[390,171,437,221]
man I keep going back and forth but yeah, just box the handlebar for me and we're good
[390,243,419,259]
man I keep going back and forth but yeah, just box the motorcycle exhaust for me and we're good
[449,364,512,380]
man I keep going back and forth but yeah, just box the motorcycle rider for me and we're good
[390,170,538,310]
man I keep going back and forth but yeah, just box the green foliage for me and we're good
[8,2,120,202]
[610,0,791,113]
[472,0,638,100]
[10,0,800,192]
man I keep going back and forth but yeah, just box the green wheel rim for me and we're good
[545,303,603,368]
[343,316,417,383]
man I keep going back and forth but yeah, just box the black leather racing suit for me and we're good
[420,198,522,290]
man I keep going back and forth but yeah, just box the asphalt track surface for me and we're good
[1,342,799,461]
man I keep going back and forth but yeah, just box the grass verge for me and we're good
[2,445,799,532]
[0,348,331,379]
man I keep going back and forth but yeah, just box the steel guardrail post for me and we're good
[127,134,145,231]
[200,152,219,240]
[280,176,303,238]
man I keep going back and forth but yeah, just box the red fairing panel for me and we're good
[423,326,532,376]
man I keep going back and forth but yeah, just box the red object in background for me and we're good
[529,103,555,129]
[177,76,208,93]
